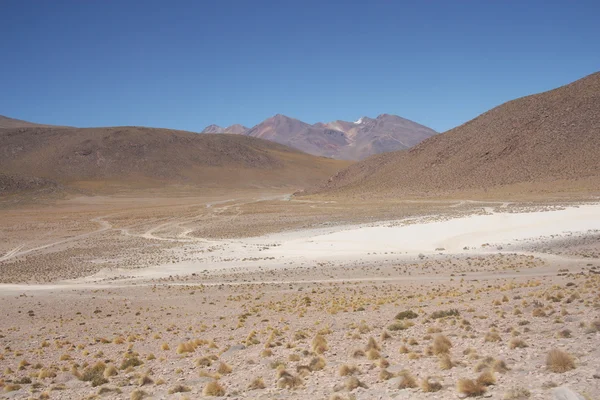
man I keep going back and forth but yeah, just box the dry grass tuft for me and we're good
[476,370,496,386]
[546,349,575,373]
[509,338,528,349]
[309,356,326,371]
[248,376,266,390]
[366,337,381,351]
[366,348,381,360]
[345,376,368,390]
[379,369,394,380]
[311,334,328,354]
[503,387,531,399]
[339,364,359,376]
[421,376,442,392]
[439,354,455,370]
[351,348,365,358]
[397,370,417,389]
[457,378,486,397]
[484,331,502,342]
[217,362,232,375]
[432,334,452,355]
[395,310,418,320]
[169,384,191,394]
[277,370,303,389]
[103,365,117,378]
[130,389,146,400]
[202,381,225,396]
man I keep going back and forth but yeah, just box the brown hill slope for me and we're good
[0,115,61,129]
[0,126,350,193]
[308,72,600,198]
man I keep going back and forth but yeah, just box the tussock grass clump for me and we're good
[457,378,486,397]
[176,342,196,354]
[138,373,154,386]
[38,368,57,379]
[103,365,117,378]
[439,354,455,370]
[289,353,300,362]
[260,349,273,357]
[217,362,232,375]
[344,376,368,390]
[484,331,502,342]
[309,356,326,371]
[351,348,365,358]
[388,320,412,331]
[475,356,509,373]
[366,348,380,360]
[397,370,417,389]
[97,387,122,395]
[379,369,394,380]
[376,358,389,368]
[380,330,392,341]
[296,365,311,377]
[81,362,108,387]
[503,387,531,399]
[195,356,213,367]
[168,384,191,394]
[339,364,359,376]
[431,309,459,319]
[557,329,571,338]
[476,370,496,386]
[509,338,528,349]
[365,337,380,351]
[421,376,442,392]
[395,310,418,320]
[276,369,303,389]
[546,349,575,373]
[4,384,21,392]
[248,376,266,390]
[432,334,452,355]
[203,381,225,396]
[311,334,328,354]
[120,356,143,370]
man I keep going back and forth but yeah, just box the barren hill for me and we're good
[0,126,350,193]
[0,115,62,129]
[308,72,600,198]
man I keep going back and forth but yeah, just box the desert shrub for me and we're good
[421,376,442,392]
[395,310,418,320]
[546,349,575,373]
[431,309,459,319]
[432,334,452,355]
[202,381,225,396]
[457,378,486,397]
[397,370,417,389]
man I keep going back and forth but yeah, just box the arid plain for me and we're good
[1,188,599,400]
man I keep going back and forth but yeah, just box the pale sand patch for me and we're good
[68,202,600,282]
[265,204,600,257]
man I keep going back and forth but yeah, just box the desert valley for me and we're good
[0,70,599,400]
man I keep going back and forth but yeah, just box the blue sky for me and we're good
[1,1,599,132]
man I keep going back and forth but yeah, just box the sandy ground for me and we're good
[0,193,599,399]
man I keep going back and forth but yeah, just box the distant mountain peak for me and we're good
[202,113,436,160]
[201,124,248,134]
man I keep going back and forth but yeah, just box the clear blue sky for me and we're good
[1,1,599,132]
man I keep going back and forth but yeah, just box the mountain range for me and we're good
[202,114,437,160]
[307,71,600,198]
